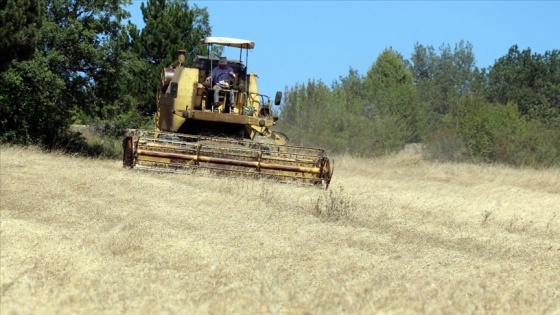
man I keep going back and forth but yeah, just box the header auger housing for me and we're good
[123,36,333,188]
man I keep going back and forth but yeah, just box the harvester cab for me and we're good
[157,37,283,142]
[123,36,334,188]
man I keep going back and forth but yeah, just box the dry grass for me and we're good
[1,145,559,314]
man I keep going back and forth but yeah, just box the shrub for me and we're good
[424,96,560,167]
[313,186,355,222]
[423,122,468,163]
[455,97,559,167]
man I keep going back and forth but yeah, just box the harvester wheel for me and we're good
[324,159,334,189]
[122,136,134,168]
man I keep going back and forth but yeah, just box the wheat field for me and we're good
[1,145,559,314]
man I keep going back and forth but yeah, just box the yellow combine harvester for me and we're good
[123,37,333,188]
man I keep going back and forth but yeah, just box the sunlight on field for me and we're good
[1,145,559,314]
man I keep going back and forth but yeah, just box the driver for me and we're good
[209,56,236,108]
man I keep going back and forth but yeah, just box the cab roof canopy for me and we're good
[201,37,255,49]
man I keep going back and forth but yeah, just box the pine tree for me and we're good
[364,49,422,145]
[131,0,211,114]
[0,0,43,69]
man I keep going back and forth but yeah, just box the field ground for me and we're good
[1,145,559,314]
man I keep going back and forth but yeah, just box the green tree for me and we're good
[0,0,43,69]
[280,53,423,156]
[279,69,388,156]
[409,41,481,132]
[456,97,559,166]
[1,0,138,146]
[279,80,333,148]
[131,0,211,114]
[0,55,66,145]
[40,0,132,121]
[327,68,374,154]
[364,49,421,147]
[487,45,560,126]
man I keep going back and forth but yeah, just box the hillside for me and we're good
[1,145,559,314]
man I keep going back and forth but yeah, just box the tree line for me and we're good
[278,42,560,167]
[1,0,559,167]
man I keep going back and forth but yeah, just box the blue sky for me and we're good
[126,1,559,100]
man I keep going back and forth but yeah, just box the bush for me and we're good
[457,99,528,164]
[518,121,560,167]
[423,96,560,167]
[369,115,409,156]
[0,57,70,146]
[313,186,355,222]
[44,130,123,159]
[423,122,468,163]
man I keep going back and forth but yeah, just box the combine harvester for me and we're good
[123,37,333,188]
